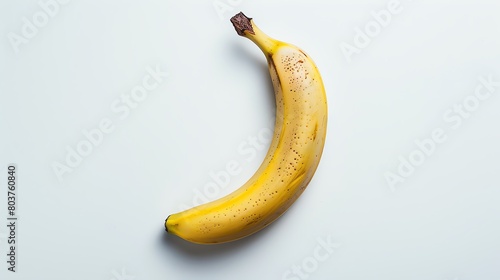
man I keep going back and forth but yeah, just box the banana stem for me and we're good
[230,12,278,55]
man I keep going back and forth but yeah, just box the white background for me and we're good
[1,0,500,279]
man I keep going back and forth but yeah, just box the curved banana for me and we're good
[165,12,328,244]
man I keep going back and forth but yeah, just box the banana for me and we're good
[165,12,328,244]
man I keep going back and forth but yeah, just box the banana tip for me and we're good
[230,12,254,36]
[165,215,170,232]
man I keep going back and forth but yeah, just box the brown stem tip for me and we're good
[230,12,254,36]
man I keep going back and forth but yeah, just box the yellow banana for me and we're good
[165,12,328,244]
